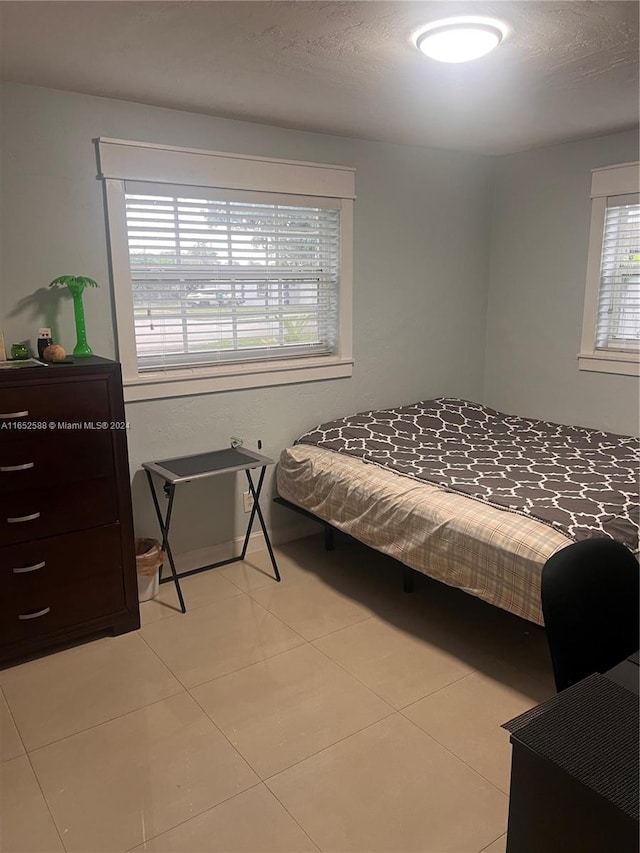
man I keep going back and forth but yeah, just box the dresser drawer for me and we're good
[0,477,118,545]
[0,525,125,643]
[0,377,111,430]
[0,359,139,663]
[0,431,114,494]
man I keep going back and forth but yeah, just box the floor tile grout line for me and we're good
[241,567,350,604]
[143,580,339,853]
[189,655,397,784]
[0,683,28,762]
[241,597,441,711]
[140,568,253,624]
[23,699,504,853]
[187,677,267,780]
[304,611,374,642]
[309,628,405,707]
[165,542,430,644]
[24,685,186,756]
[118,780,266,853]
[310,615,552,713]
[260,710,401,786]
[246,567,427,619]
[138,587,311,687]
[144,553,433,659]
[478,832,507,853]
[129,629,194,689]
[3,540,533,853]
[118,779,322,853]
[23,749,69,852]
[309,625,479,712]
[140,564,335,695]
[217,561,291,594]
[1,637,187,755]
[398,710,511,799]
[136,629,196,692]
[180,636,310,690]
[0,631,188,745]
[139,585,244,626]
[214,633,396,718]
[8,541,531,852]
[395,669,479,710]
[27,697,263,853]
[182,611,510,796]
[259,786,323,852]
[139,543,318,623]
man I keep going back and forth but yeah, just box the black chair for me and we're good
[541,537,639,692]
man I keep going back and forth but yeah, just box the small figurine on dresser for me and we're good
[37,327,53,359]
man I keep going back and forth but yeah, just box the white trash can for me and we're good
[135,538,164,602]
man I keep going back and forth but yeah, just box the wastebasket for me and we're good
[135,538,165,602]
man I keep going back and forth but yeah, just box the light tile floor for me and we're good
[0,534,556,853]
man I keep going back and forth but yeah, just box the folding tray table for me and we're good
[142,447,281,612]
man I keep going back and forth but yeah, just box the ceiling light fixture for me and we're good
[415,17,505,63]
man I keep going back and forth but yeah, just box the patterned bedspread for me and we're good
[297,398,639,551]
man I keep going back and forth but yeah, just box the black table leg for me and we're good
[145,470,187,613]
[241,467,281,582]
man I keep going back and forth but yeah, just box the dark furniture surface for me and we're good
[504,661,639,853]
[0,357,139,665]
[541,537,640,691]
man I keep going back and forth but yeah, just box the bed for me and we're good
[276,398,639,625]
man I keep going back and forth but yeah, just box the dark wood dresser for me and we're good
[0,357,139,665]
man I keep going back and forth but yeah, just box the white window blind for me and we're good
[595,194,640,352]
[123,181,341,372]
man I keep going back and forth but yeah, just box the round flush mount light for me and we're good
[415,17,506,63]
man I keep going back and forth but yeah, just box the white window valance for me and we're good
[96,138,356,200]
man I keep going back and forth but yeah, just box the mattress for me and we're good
[296,397,639,550]
[277,444,572,625]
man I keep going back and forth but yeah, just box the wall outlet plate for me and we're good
[243,491,254,513]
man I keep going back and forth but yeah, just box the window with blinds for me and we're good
[595,195,640,352]
[123,181,341,372]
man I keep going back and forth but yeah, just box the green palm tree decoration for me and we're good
[49,275,99,357]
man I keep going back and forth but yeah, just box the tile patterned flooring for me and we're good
[0,535,556,853]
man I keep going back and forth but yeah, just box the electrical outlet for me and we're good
[243,491,254,513]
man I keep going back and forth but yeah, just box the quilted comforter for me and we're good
[297,398,639,551]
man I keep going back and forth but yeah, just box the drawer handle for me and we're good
[13,561,46,574]
[1,463,35,472]
[18,607,50,621]
[0,411,29,420]
[7,512,41,524]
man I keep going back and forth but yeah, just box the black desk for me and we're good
[143,448,281,613]
[503,658,639,853]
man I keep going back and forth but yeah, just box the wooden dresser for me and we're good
[0,357,139,665]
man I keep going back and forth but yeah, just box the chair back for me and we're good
[541,537,639,692]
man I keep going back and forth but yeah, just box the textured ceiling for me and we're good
[0,0,638,154]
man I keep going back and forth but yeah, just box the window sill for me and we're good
[577,351,640,377]
[122,356,353,402]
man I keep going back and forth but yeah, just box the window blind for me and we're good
[123,181,341,371]
[595,195,640,352]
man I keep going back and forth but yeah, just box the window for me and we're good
[98,139,354,401]
[579,162,640,376]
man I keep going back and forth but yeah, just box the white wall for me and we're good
[0,84,494,551]
[484,129,639,436]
